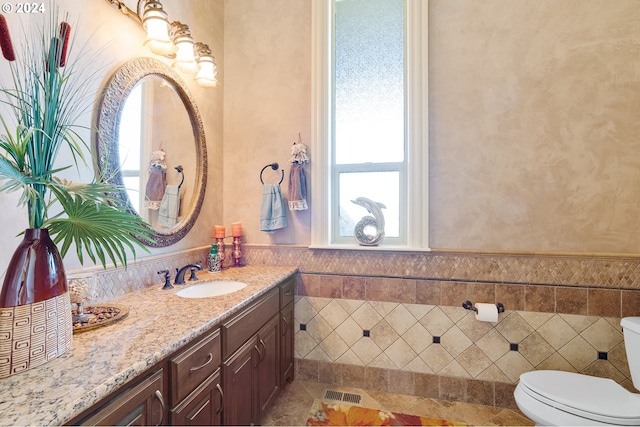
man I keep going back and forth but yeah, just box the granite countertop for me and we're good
[0,265,298,426]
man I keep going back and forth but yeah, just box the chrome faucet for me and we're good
[174,261,204,285]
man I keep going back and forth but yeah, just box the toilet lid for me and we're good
[519,370,640,424]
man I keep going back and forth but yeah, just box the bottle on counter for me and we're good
[207,244,221,273]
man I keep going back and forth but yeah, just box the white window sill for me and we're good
[308,244,432,253]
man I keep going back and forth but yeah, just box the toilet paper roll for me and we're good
[475,303,499,322]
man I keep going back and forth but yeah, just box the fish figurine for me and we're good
[351,197,386,246]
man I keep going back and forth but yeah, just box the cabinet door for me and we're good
[171,369,223,426]
[222,288,279,360]
[222,337,258,426]
[280,300,295,385]
[256,314,280,418]
[82,369,166,426]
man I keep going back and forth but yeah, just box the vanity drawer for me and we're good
[170,328,221,405]
[222,287,279,359]
[280,276,295,308]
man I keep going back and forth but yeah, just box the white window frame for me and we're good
[310,0,429,250]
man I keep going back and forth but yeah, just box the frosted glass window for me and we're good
[332,0,406,244]
[334,0,404,165]
[338,171,400,237]
[312,0,427,248]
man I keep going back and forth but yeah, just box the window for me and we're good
[119,83,143,213]
[311,0,429,249]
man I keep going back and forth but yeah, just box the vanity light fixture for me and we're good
[141,0,176,56]
[106,0,217,88]
[195,42,218,88]
[170,22,198,74]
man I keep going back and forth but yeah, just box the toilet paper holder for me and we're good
[462,300,505,313]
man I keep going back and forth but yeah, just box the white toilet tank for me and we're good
[621,317,640,390]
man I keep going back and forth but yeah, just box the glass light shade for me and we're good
[143,16,176,56]
[195,56,218,88]
[173,39,199,74]
[170,22,199,74]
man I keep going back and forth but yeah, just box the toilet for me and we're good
[514,317,640,426]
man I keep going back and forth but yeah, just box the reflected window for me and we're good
[119,83,143,213]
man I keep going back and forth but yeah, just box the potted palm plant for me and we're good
[0,9,153,377]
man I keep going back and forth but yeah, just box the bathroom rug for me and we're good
[306,399,468,426]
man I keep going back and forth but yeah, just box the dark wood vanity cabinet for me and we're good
[221,287,281,426]
[66,275,296,427]
[79,369,167,426]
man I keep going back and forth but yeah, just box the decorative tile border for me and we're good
[70,244,640,303]
[66,247,209,304]
[243,245,640,289]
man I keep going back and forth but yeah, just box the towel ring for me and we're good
[260,162,284,185]
[175,165,185,189]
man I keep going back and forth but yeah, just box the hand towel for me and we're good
[288,164,308,211]
[260,184,287,232]
[158,185,180,228]
[144,166,166,210]
[144,150,167,210]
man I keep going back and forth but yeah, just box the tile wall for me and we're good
[295,294,629,384]
[74,244,640,410]
[244,245,640,409]
[66,247,207,303]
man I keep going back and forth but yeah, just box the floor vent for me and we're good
[322,389,363,406]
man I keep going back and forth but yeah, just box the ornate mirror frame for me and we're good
[94,57,208,247]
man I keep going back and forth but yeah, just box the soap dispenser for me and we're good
[207,244,221,273]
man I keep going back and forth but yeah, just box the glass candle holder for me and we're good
[232,236,243,267]
[215,237,226,268]
[68,272,97,322]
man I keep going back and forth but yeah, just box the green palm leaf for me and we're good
[45,184,153,268]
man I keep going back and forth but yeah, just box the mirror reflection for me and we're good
[118,75,196,229]
[95,57,207,247]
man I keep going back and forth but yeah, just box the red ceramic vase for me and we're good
[0,228,67,308]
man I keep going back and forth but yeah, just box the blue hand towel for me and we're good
[260,184,287,232]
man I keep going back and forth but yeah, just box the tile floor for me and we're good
[262,380,535,426]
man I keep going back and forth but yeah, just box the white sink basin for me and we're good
[176,280,247,298]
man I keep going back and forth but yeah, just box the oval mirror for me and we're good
[94,57,207,247]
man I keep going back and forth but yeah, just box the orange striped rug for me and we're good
[306,400,468,426]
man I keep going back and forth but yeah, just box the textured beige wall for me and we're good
[428,0,640,253]
[2,0,639,275]
[0,0,224,270]
[223,0,312,245]
[224,0,640,254]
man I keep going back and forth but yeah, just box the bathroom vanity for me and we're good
[0,265,297,426]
